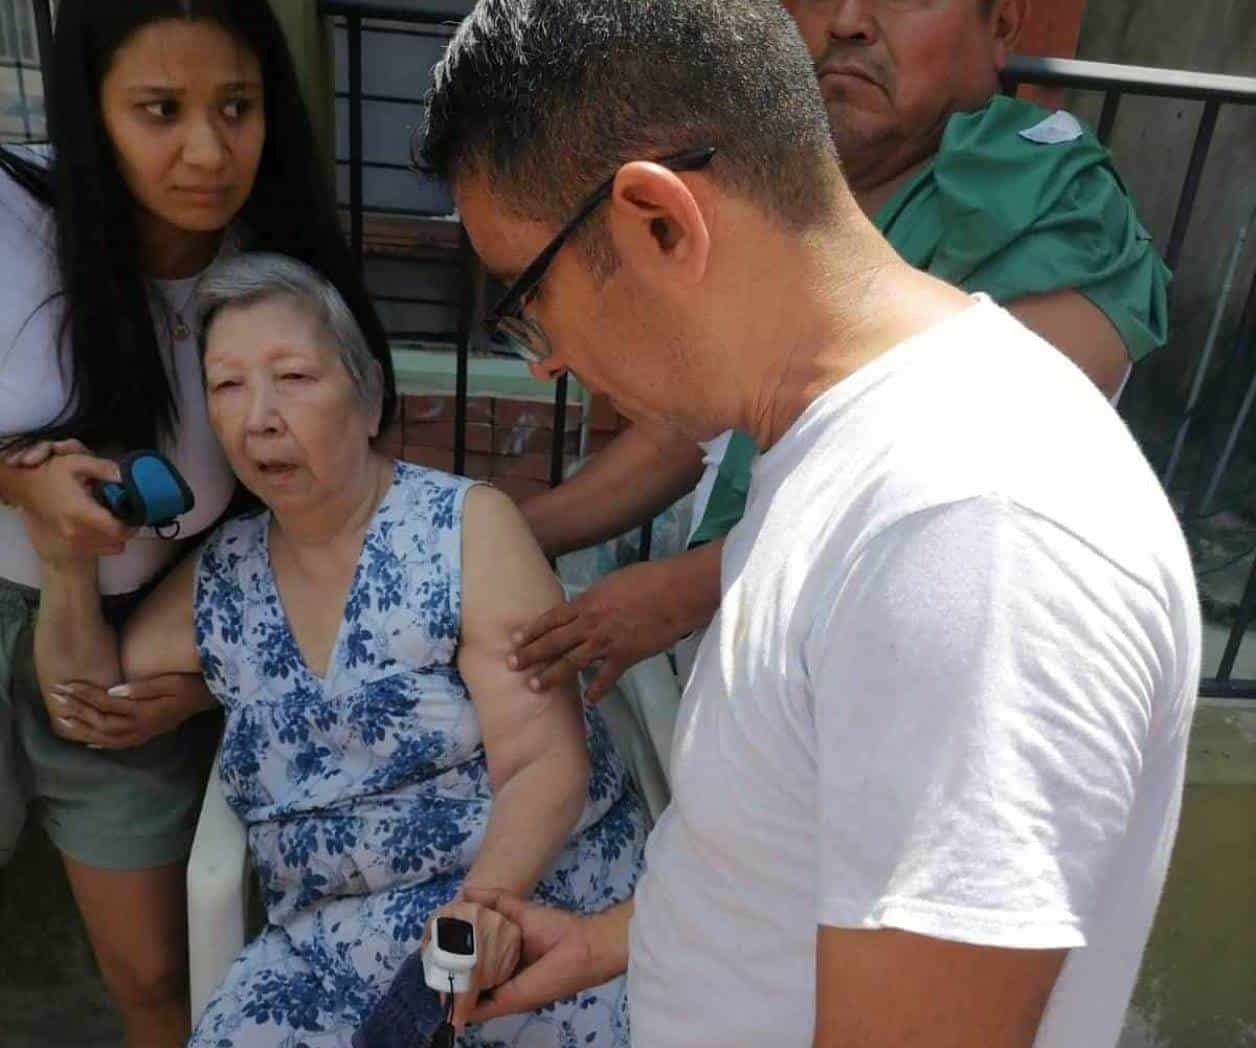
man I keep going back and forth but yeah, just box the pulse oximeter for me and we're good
[96,449,194,532]
[422,916,477,995]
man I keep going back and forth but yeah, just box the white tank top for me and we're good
[0,159,236,595]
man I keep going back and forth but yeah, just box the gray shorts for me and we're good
[0,577,217,870]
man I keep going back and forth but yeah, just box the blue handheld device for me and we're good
[97,450,195,532]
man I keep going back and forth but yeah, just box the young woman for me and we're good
[0,4,394,1044]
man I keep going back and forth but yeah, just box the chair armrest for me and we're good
[187,759,249,1025]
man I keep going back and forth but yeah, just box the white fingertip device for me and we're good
[422,916,477,994]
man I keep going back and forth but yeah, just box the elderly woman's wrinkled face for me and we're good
[204,296,380,510]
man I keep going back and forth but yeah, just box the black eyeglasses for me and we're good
[484,146,717,365]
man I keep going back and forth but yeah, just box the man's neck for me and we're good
[734,217,973,452]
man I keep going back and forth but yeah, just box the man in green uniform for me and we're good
[511,0,1170,701]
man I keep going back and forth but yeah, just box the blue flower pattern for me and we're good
[189,463,647,1046]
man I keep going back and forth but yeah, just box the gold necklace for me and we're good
[160,282,198,342]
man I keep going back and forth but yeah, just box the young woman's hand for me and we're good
[43,675,215,749]
[5,444,135,561]
[2,439,89,470]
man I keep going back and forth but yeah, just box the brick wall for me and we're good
[379,393,618,502]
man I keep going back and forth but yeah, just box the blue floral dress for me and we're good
[189,463,648,1047]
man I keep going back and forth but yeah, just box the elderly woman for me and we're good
[26,253,647,1047]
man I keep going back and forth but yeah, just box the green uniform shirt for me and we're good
[689,96,1170,548]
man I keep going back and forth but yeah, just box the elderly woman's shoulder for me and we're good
[462,480,525,526]
[389,461,536,538]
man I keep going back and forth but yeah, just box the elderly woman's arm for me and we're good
[456,485,591,899]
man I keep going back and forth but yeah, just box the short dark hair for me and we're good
[421,0,840,256]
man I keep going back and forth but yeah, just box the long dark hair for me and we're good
[0,0,395,453]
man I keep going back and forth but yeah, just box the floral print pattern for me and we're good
[190,463,647,1046]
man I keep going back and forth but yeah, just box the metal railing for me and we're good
[17,0,1256,694]
[1003,56,1256,698]
[323,11,1256,694]
[322,0,580,497]
[0,0,52,142]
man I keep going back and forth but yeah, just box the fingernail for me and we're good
[52,683,73,695]
[506,655,518,669]
[529,677,541,692]
[51,694,70,709]
[56,717,76,729]
[107,685,131,698]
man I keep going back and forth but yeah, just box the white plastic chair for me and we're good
[187,755,249,1025]
[183,664,679,1021]
[597,653,683,822]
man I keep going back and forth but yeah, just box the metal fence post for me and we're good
[346,12,364,270]
[31,0,53,94]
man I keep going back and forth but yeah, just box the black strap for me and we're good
[429,973,457,1048]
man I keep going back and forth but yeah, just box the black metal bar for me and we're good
[1165,100,1221,272]
[369,294,462,306]
[636,521,654,563]
[1096,91,1122,146]
[1215,555,1256,682]
[333,20,453,39]
[1194,271,1256,513]
[386,332,461,343]
[347,13,365,269]
[1161,218,1256,489]
[549,374,569,488]
[320,0,469,26]
[1199,678,1256,700]
[31,0,54,97]
[452,228,474,476]
[333,92,430,107]
[13,45,32,141]
[1004,55,1256,106]
[337,204,459,220]
[335,159,424,172]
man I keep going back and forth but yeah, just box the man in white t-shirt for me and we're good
[419,1,1200,1044]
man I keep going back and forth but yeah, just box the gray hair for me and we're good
[196,252,384,415]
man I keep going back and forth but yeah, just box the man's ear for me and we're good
[990,0,1028,69]
[605,161,712,292]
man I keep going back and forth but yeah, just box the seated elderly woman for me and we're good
[27,253,647,1047]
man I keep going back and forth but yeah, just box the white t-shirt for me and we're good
[0,157,235,594]
[629,298,1199,1047]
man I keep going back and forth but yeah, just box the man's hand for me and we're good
[43,674,215,750]
[424,898,524,1031]
[463,890,631,1024]
[508,544,722,702]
